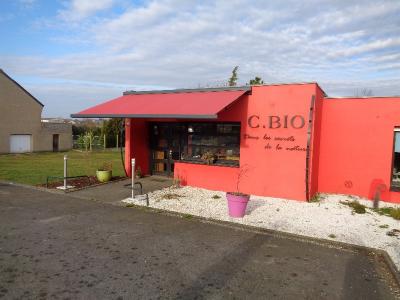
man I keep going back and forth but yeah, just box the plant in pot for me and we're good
[201,151,216,165]
[135,166,143,179]
[226,165,250,218]
[96,162,112,182]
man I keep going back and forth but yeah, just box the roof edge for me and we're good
[123,86,251,95]
[70,113,218,119]
[325,95,400,100]
[123,82,329,96]
[0,69,44,107]
[251,82,328,97]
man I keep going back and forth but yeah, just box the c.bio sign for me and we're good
[248,115,306,129]
[244,114,307,152]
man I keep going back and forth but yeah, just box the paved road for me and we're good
[0,183,399,299]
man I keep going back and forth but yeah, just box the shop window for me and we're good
[392,129,400,189]
[182,123,240,166]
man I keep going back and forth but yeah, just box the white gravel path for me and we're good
[122,186,400,270]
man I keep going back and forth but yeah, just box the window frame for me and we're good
[181,122,241,167]
[390,127,400,191]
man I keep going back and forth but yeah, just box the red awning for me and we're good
[71,87,249,119]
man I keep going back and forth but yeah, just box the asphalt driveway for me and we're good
[68,176,173,204]
[0,183,399,299]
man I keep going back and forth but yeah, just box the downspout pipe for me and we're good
[119,118,128,177]
[305,95,316,201]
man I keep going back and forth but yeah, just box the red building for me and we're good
[72,83,400,203]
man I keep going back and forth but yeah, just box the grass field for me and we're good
[0,150,126,185]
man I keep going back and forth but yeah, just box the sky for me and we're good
[0,0,399,117]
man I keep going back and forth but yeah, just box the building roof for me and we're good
[123,82,328,96]
[72,88,249,119]
[72,82,333,119]
[0,69,44,107]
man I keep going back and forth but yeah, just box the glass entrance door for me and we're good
[150,123,186,176]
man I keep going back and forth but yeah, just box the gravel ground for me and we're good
[123,186,400,271]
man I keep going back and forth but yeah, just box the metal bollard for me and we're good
[131,158,135,199]
[64,154,68,189]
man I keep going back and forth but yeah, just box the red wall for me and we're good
[175,84,321,201]
[317,97,400,203]
[174,163,239,191]
[125,119,149,177]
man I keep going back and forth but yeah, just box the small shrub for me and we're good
[172,178,181,188]
[348,195,358,200]
[183,214,193,219]
[340,200,366,214]
[161,193,181,200]
[328,234,336,239]
[98,161,112,171]
[379,224,389,229]
[374,207,400,220]
[310,193,322,203]
[212,195,221,199]
[391,208,400,220]
[135,167,142,178]
[125,203,135,208]
[375,207,390,215]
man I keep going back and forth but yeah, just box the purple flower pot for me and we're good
[226,192,250,218]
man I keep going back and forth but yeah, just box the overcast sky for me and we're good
[0,0,399,117]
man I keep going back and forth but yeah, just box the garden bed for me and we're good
[123,186,400,271]
[38,176,125,189]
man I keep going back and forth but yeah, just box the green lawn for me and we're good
[0,150,126,185]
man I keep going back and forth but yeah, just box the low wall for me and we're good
[174,162,239,192]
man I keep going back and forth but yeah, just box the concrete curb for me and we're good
[126,204,400,286]
[0,179,67,195]
[60,176,129,193]
[0,177,129,195]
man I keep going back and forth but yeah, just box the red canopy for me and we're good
[71,88,249,119]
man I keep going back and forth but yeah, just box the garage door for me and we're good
[10,135,32,153]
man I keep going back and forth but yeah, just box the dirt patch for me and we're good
[37,176,125,189]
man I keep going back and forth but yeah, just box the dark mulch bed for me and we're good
[37,176,125,189]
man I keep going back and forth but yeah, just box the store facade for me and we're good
[72,83,400,203]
